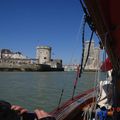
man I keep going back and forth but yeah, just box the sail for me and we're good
[82,0,120,119]
[83,0,120,71]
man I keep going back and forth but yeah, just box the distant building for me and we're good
[11,52,27,59]
[36,46,51,64]
[63,64,78,71]
[0,46,63,71]
[47,59,63,69]
[0,49,27,59]
[83,41,100,70]
[36,46,63,69]
[0,49,32,65]
[1,49,13,59]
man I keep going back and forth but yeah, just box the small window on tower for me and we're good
[44,57,46,59]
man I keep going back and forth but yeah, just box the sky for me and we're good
[0,0,99,64]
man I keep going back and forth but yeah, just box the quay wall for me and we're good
[0,62,64,72]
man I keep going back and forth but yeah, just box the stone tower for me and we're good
[83,40,100,70]
[36,46,51,64]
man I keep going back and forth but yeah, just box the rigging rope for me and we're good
[71,14,86,99]
[79,1,100,119]
[71,0,96,100]
[57,89,64,109]
[69,14,85,64]
[71,65,80,100]
[83,31,94,70]
[59,0,96,107]
[79,0,95,75]
[80,0,95,31]
[71,13,95,99]
[93,49,101,117]
[79,14,86,78]
[57,14,86,108]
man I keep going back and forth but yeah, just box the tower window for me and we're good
[44,57,46,59]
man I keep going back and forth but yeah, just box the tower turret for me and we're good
[36,46,51,64]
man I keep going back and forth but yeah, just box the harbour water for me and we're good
[0,71,106,112]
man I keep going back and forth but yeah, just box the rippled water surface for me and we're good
[0,71,106,112]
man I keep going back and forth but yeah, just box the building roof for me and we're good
[1,49,13,54]
[36,46,52,50]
